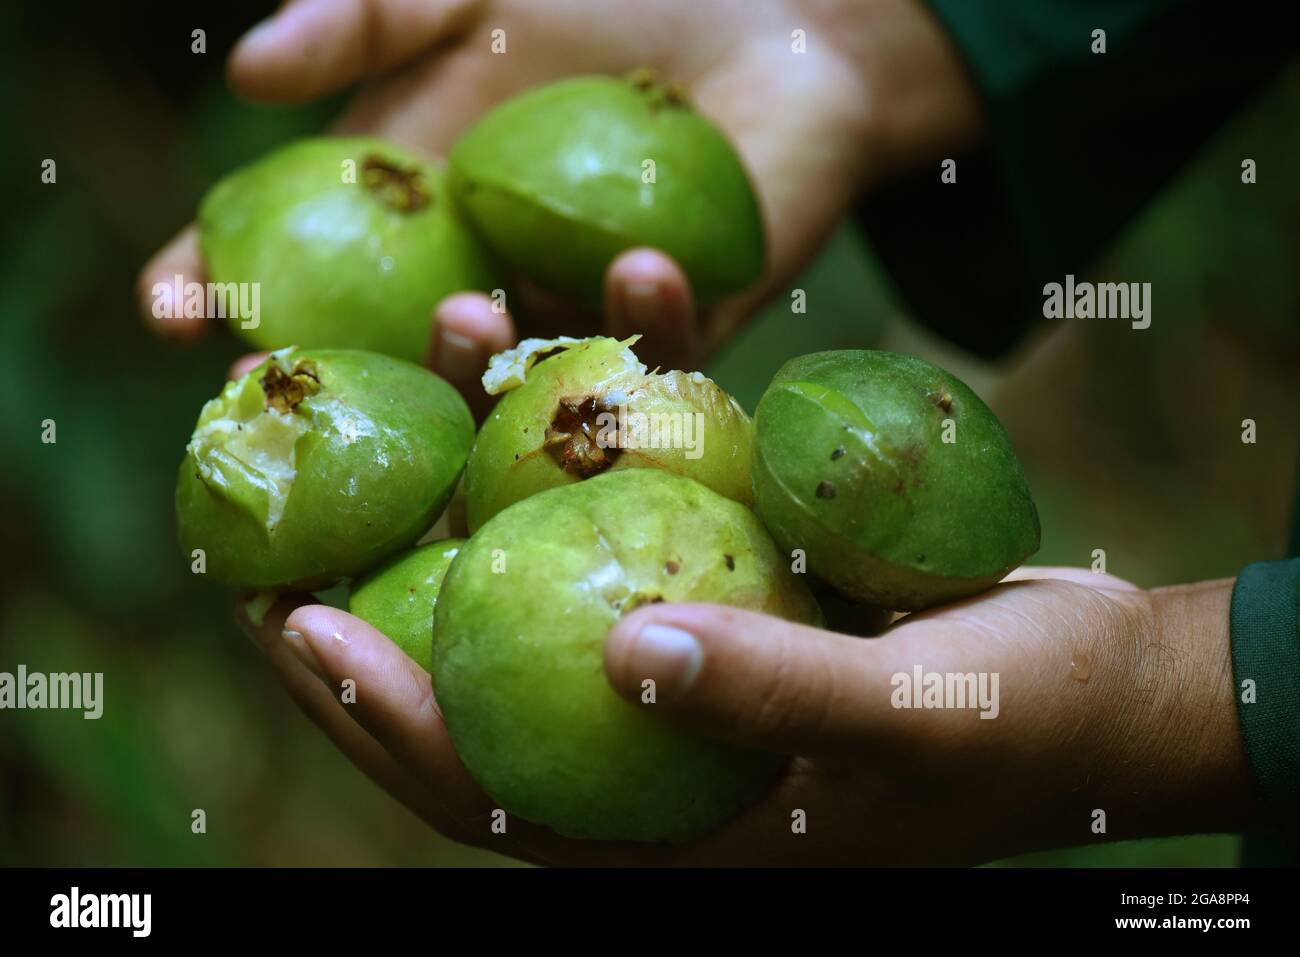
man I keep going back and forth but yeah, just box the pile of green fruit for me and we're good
[199,71,764,360]
[177,74,1039,845]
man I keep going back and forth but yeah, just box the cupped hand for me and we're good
[238,566,1252,866]
[139,0,980,378]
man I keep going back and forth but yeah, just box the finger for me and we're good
[236,593,446,830]
[1000,565,1141,593]
[227,352,269,382]
[603,603,893,755]
[228,0,481,104]
[244,599,639,862]
[603,248,697,370]
[137,225,207,340]
[427,291,516,419]
[282,604,489,826]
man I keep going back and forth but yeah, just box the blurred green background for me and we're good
[1,7,1297,867]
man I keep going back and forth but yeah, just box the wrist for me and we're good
[1121,579,1257,836]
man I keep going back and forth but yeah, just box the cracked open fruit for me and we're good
[176,348,473,589]
[433,469,821,843]
[199,137,501,362]
[752,350,1040,611]
[447,72,764,307]
[463,335,753,531]
[349,539,464,674]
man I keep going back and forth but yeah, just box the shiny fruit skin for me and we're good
[464,336,754,531]
[446,75,763,308]
[752,350,1040,610]
[176,348,473,589]
[433,470,822,843]
[199,137,501,362]
[349,540,465,673]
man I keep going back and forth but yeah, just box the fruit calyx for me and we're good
[544,396,624,478]
[625,67,691,111]
[362,154,431,212]
[188,350,316,532]
[261,359,321,414]
[482,336,642,395]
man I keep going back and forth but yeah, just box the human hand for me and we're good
[239,566,1253,865]
[138,0,980,378]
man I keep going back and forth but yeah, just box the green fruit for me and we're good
[752,350,1040,611]
[447,72,763,307]
[349,539,465,673]
[464,335,753,531]
[199,137,502,362]
[433,470,821,843]
[176,348,473,589]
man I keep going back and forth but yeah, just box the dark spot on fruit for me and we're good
[514,453,519,461]
[916,554,926,563]
[522,427,529,434]
[928,390,954,413]
[409,587,417,595]
[816,481,837,499]
[261,360,321,414]
[830,447,845,460]
[544,396,623,478]
[362,154,430,212]
[531,348,565,367]
[665,561,680,575]
[627,66,657,92]
[723,554,735,571]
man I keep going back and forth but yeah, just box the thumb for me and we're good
[228,0,480,103]
[603,603,891,755]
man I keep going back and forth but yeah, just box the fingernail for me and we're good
[625,624,702,701]
[238,13,289,52]
[434,328,483,380]
[617,281,662,337]
[282,628,327,683]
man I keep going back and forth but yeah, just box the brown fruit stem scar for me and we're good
[261,360,321,414]
[544,396,623,478]
[624,66,691,111]
[362,155,431,212]
[928,391,954,413]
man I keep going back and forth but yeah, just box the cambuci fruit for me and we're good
[447,72,764,307]
[463,336,753,531]
[751,350,1040,611]
[199,137,502,363]
[432,470,822,843]
[176,348,473,589]
[349,540,464,674]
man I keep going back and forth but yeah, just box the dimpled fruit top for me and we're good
[199,136,501,363]
[447,72,764,307]
[176,348,473,589]
[752,350,1040,610]
[432,469,822,843]
[464,335,754,531]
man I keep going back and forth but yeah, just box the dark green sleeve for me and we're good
[856,0,1296,358]
[1231,558,1300,851]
